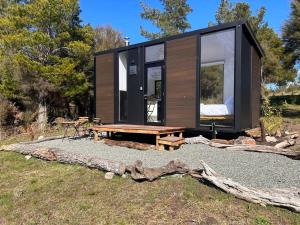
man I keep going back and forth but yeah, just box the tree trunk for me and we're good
[37,103,47,133]
[193,161,300,212]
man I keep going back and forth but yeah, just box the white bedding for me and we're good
[200,104,231,116]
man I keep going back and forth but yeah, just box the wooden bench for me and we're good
[157,136,185,151]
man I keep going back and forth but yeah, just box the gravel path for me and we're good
[26,138,300,188]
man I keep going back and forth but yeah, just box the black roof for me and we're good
[95,20,264,57]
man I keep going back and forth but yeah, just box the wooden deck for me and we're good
[92,124,185,150]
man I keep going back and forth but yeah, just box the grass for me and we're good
[0,152,299,225]
[0,123,300,224]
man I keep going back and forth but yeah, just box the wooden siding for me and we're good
[251,48,261,127]
[95,53,114,123]
[166,35,197,127]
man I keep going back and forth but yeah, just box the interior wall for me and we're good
[119,52,127,91]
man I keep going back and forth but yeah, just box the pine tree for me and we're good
[0,0,94,119]
[214,0,297,86]
[140,0,192,40]
[283,0,300,67]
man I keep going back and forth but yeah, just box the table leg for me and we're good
[156,134,160,150]
[179,132,183,138]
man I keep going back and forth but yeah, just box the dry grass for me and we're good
[0,152,299,225]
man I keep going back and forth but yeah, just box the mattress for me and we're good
[200,103,233,116]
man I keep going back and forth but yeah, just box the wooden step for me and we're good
[157,136,185,151]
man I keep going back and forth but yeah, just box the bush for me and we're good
[261,96,283,135]
[0,95,19,127]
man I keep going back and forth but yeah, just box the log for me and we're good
[196,161,300,212]
[130,160,190,181]
[0,144,126,175]
[103,139,155,151]
[225,145,300,160]
[185,135,210,144]
[275,139,296,149]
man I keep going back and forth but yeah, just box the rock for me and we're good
[121,174,127,178]
[234,136,256,145]
[38,136,44,140]
[266,136,277,143]
[275,130,282,137]
[25,155,32,160]
[104,172,114,180]
[32,148,57,161]
[245,127,261,138]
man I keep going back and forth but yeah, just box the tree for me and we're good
[214,0,297,86]
[140,0,192,40]
[283,0,300,67]
[94,25,125,52]
[0,0,94,124]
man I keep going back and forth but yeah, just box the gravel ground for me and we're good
[25,138,300,188]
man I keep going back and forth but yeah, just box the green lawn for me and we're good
[0,151,299,225]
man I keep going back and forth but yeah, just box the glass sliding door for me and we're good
[199,29,235,127]
[118,51,128,121]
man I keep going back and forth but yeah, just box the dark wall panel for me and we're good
[251,48,261,127]
[95,53,114,123]
[166,35,197,127]
[240,31,252,130]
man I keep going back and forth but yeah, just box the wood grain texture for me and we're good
[251,48,261,128]
[95,53,114,123]
[166,35,197,127]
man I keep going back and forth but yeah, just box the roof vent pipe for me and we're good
[124,37,130,46]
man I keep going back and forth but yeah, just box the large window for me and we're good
[200,29,235,127]
[118,51,127,121]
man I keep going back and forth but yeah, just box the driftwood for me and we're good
[226,145,300,160]
[129,160,190,181]
[103,139,155,151]
[194,161,300,212]
[209,142,300,160]
[0,144,126,175]
[275,139,296,149]
[185,135,210,144]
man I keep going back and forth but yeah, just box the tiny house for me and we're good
[94,21,263,133]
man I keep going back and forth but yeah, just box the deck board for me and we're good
[92,124,185,135]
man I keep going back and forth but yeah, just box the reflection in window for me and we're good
[145,44,164,63]
[200,29,235,127]
[146,66,162,123]
[119,51,127,121]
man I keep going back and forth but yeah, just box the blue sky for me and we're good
[79,0,291,44]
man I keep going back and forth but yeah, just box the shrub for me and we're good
[0,95,19,127]
[261,96,283,135]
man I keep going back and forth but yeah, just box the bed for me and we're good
[200,97,234,121]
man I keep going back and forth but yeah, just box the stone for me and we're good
[275,130,282,137]
[245,127,261,138]
[104,172,114,180]
[266,136,277,143]
[32,148,57,161]
[121,174,127,178]
[25,155,32,160]
[38,136,44,140]
[234,136,256,145]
